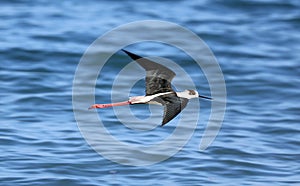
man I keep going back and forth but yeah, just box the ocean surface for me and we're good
[1,0,300,185]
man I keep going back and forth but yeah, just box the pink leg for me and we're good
[89,100,130,109]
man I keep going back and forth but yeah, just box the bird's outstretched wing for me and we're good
[122,49,176,96]
[152,93,189,126]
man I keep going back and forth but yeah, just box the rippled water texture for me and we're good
[1,0,300,185]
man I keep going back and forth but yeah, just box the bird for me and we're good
[89,49,212,126]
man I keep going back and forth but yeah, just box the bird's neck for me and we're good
[176,90,198,99]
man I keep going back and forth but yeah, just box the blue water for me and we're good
[1,0,300,185]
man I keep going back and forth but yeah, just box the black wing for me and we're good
[122,49,176,95]
[152,93,189,126]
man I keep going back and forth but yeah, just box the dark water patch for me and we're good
[3,47,82,63]
[213,0,299,11]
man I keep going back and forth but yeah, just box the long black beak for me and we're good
[199,95,212,100]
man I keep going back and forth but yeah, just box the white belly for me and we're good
[129,92,172,104]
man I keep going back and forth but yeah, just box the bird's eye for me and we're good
[188,90,196,95]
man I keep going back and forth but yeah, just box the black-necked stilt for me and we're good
[89,49,212,126]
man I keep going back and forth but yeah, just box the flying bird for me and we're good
[89,49,212,126]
